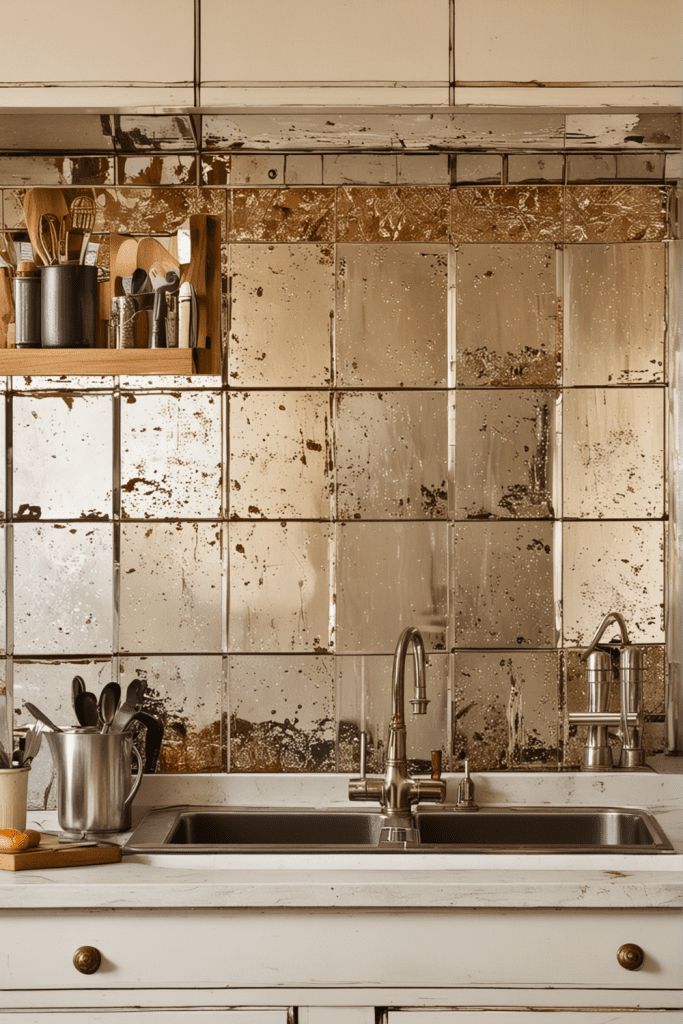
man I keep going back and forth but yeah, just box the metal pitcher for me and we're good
[46,730,143,834]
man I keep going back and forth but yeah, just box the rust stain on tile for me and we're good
[451,186,564,242]
[565,185,669,242]
[230,188,335,242]
[230,714,335,772]
[336,186,449,242]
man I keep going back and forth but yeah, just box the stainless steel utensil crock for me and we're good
[41,264,97,348]
[46,730,143,834]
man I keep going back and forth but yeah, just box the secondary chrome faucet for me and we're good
[349,626,446,842]
[567,611,645,771]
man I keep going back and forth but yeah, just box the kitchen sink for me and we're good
[125,805,673,854]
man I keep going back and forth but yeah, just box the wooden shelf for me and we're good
[0,348,218,376]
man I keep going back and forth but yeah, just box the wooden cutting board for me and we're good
[0,835,121,871]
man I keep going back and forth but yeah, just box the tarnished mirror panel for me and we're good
[336,652,449,774]
[230,391,332,519]
[335,244,448,387]
[453,651,559,769]
[13,524,113,655]
[13,394,113,521]
[119,523,224,654]
[453,522,556,648]
[336,522,448,654]
[563,388,664,519]
[455,244,559,387]
[454,389,557,519]
[228,522,332,653]
[563,522,664,646]
[564,243,665,385]
[121,391,223,520]
[228,654,335,771]
[120,656,223,772]
[13,659,114,809]
[229,243,334,386]
[335,391,448,520]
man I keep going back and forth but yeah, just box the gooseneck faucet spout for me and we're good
[349,627,446,838]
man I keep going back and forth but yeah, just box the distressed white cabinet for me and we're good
[0,0,195,107]
[387,1014,682,1023]
[452,0,683,107]
[200,0,450,106]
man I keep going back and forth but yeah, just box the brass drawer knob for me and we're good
[73,946,102,975]
[617,943,644,971]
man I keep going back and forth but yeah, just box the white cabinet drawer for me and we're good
[3,909,682,991]
[200,0,450,106]
[0,1016,286,1024]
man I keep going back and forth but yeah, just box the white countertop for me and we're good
[2,770,681,911]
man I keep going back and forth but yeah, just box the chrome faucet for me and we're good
[567,611,645,771]
[349,627,446,842]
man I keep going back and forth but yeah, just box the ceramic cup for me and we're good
[0,766,30,830]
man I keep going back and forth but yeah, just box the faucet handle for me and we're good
[430,749,442,781]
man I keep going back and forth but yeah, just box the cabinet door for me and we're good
[0,1014,287,1023]
[200,0,450,105]
[0,0,194,107]
[387,1013,683,1023]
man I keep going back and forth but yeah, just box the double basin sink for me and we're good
[125,805,673,854]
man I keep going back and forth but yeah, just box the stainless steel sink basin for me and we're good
[125,805,673,854]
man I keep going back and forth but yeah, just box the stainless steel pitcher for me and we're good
[46,730,143,834]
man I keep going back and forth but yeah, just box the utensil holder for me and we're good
[41,264,97,348]
[46,731,143,835]
[0,767,29,830]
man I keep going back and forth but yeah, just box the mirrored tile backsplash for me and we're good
[0,156,674,803]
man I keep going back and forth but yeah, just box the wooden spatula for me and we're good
[22,189,69,266]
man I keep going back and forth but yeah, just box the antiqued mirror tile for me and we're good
[12,375,114,391]
[455,154,502,185]
[119,523,224,653]
[566,154,617,183]
[229,243,333,387]
[6,188,226,235]
[117,155,197,186]
[507,155,564,184]
[285,154,323,186]
[228,654,335,771]
[119,374,222,390]
[564,243,665,385]
[454,390,556,520]
[230,188,335,242]
[335,391,448,520]
[13,394,113,520]
[563,522,664,646]
[336,652,449,774]
[453,651,559,770]
[114,115,197,152]
[121,390,222,519]
[14,659,114,809]
[565,185,668,243]
[336,522,448,654]
[453,522,556,648]
[455,244,560,387]
[617,154,665,182]
[337,187,449,242]
[0,156,113,187]
[201,154,232,186]
[451,186,563,243]
[563,388,664,519]
[228,522,332,653]
[562,645,665,768]
[14,523,113,655]
[231,155,285,186]
[120,655,223,772]
[397,155,449,185]
[335,243,448,387]
[323,155,397,186]
[230,391,331,520]
[565,113,681,151]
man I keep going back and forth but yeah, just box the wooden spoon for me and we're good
[22,189,69,266]
[137,237,179,277]
[0,269,13,348]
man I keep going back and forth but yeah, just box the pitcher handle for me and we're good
[123,745,144,810]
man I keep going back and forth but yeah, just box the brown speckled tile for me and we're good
[453,522,557,649]
[337,186,449,242]
[451,186,563,243]
[454,651,559,770]
[562,646,665,768]
[228,654,335,772]
[565,185,669,242]
[119,656,223,773]
[230,187,335,242]
[117,156,197,186]
[455,244,560,387]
